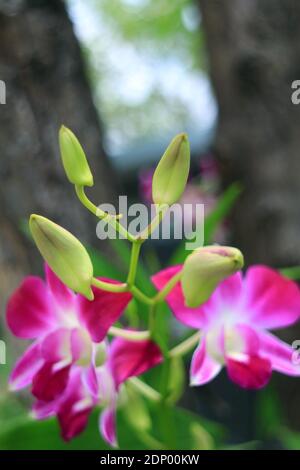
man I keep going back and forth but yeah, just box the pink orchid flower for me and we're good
[32,337,162,447]
[6,264,132,401]
[152,265,300,389]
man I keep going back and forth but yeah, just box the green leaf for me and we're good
[0,401,223,450]
[170,182,242,266]
[0,412,148,450]
[122,384,152,432]
[280,266,300,281]
[166,356,185,404]
[150,405,223,450]
[204,182,242,244]
[278,427,300,450]
[87,246,124,279]
[255,385,283,440]
[109,238,155,295]
[190,422,214,450]
[150,302,171,355]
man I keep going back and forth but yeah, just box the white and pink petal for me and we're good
[9,342,43,391]
[100,406,117,447]
[190,338,222,386]
[259,330,300,376]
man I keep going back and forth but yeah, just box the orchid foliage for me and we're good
[5,127,300,450]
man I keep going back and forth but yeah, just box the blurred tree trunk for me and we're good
[0,0,117,309]
[199,0,300,267]
[199,0,300,433]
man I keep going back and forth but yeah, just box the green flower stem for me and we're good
[108,326,150,340]
[91,277,128,293]
[137,204,168,241]
[127,240,142,286]
[108,326,200,357]
[129,377,161,402]
[148,302,157,333]
[93,266,181,310]
[131,285,155,305]
[153,270,182,303]
[75,185,135,243]
[169,331,201,358]
[92,276,154,305]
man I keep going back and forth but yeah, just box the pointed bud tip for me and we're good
[29,213,42,230]
[152,132,190,206]
[59,125,94,187]
[178,132,188,141]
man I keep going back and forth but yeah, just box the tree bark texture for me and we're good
[199,0,300,433]
[0,0,117,311]
[200,0,300,267]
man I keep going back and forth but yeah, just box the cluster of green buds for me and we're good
[29,125,243,316]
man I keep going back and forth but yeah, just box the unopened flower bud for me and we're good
[30,214,94,300]
[152,133,190,206]
[59,125,93,187]
[182,245,244,307]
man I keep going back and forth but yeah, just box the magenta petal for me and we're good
[45,264,76,309]
[259,331,300,376]
[152,266,209,329]
[32,362,70,401]
[60,407,91,442]
[6,277,55,339]
[57,370,93,441]
[77,279,132,342]
[100,406,117,447]
[226,355,272,389]
[109,337,162,388]
[190,339,222,386]
[10,342,43,391]
[244,266,300,329]
[33,400,58,419]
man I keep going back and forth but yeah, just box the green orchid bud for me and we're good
[30,214,94,300]
[182,245,244,308]
[59,125,93,187]
[152,133,190,206]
